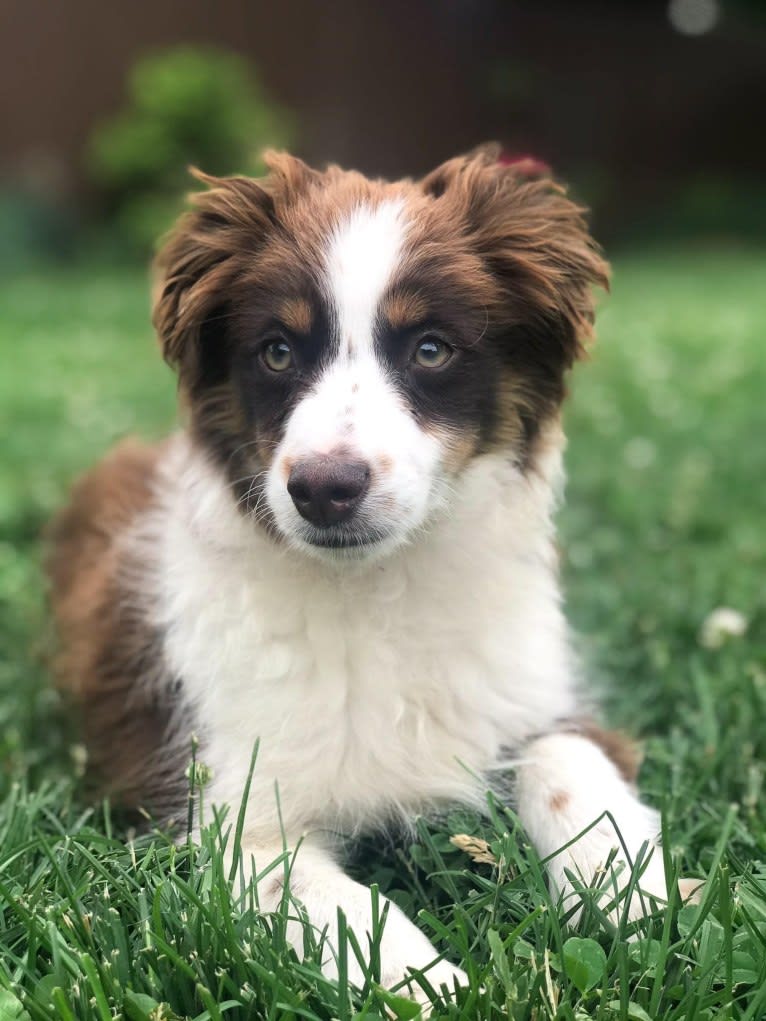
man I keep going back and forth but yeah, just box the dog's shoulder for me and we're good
[46,437,164,684]
[48,436,162,567]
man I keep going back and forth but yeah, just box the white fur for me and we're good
[325,199,407,356]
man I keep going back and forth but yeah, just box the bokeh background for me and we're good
[2,0,766,261]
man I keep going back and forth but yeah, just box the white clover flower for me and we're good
[699,607,748,649]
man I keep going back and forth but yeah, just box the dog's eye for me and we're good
[262,339,294,373]
[413,336,453,369]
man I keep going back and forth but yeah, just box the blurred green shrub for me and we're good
[86,46,293,253]
[617,176,766,248]
[0,190,78,268]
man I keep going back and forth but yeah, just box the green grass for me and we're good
[1,248,765,1019]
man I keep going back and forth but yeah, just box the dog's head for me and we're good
[153,145,608,559]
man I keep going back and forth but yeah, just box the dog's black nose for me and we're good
[287,457,370,527]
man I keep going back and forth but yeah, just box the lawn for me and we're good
[0,248,765,1020]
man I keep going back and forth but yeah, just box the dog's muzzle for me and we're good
[287,455,371,529]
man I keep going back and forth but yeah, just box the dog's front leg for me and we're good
[240,838,468,1000]
[515,730,669,922]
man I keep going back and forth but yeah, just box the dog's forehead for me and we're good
[264,173,492,334]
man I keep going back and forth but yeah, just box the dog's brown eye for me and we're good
[413,336,453,369]
[262,339,294,373]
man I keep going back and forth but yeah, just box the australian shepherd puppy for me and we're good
[48,145,677,1000]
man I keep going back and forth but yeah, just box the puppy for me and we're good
[48,145,671,999]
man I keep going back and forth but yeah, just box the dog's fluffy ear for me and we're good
[152,170,273,378]
[152,152,317,381]
[421,143,610,366]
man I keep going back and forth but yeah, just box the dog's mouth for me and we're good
[304,530,384,550]
[296,522,394,555]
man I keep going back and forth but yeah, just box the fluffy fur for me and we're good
[48,146,675,1001]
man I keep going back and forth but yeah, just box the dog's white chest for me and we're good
[152,447,578,838]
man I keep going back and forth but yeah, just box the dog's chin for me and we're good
[285,524,408,564]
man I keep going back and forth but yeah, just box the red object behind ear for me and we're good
[497,151,552,178]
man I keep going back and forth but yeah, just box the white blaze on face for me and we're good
[325,199,408,358]
[264,200,449,556]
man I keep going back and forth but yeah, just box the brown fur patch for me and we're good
[422,423,479,475]
[549,790,571,813]
[278,296,313,335]
[381,290,431,329]
[577,721,643,785]
[376,453,394,476]
[47,439,159,696]
[489,374,529,456]
[47,439,192,821]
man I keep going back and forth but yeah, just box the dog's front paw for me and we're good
[380,958,468,1016]
[678,876,705,905]
[378,937,468,995]
[401,958,469,1001]
[595,845,668,923]
[369,910,468,1011]
[320,892,468,1009]
[558,838,674,927]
